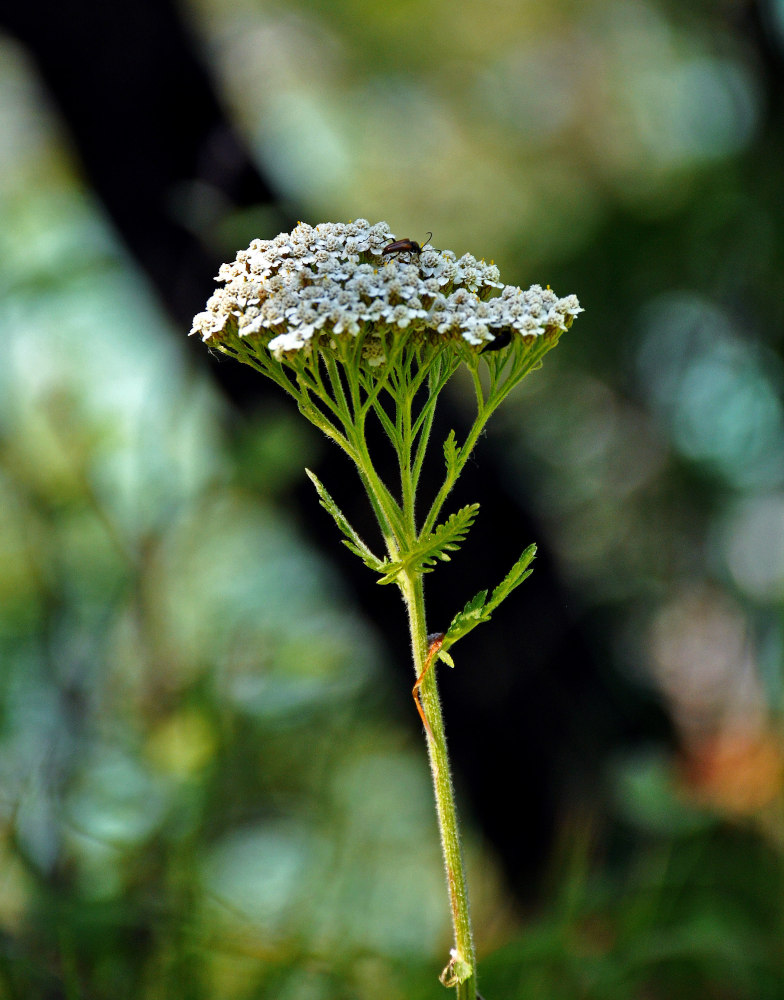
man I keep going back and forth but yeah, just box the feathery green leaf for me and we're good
[306,468,388,574]
[377,504,479,585]
[443,544,537,650]
[443,429,460,474]
[485,543,537,614]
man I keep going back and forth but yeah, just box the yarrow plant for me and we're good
[191,219,582,999]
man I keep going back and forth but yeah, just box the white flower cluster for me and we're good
[190,220,582,362]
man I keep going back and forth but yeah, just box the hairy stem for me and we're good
[401,572,477,1000]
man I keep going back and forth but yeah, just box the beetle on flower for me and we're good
[381,231,440,262]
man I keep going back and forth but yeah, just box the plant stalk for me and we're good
[402,571,477,1000]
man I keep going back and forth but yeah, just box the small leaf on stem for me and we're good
[305,469,389,573]
[443,429,460,473]
[443,544,537,650]
[376,504,480,585]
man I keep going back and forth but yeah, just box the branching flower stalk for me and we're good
[191,220,582,999]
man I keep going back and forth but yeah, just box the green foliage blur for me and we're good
[2,1,784,997]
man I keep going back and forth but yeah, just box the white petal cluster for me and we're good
[190,220,582,361]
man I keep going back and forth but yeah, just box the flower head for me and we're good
[190,220,582,366]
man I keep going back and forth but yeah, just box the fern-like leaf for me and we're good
[443,590,491,645]
[485,544,537,615]
[443,429,460,474]
[377,504,479,585]
[443,544,537,650]
[305,469,388,574]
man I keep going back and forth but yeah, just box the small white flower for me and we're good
[268,326,315,355]
[363,299,394,323]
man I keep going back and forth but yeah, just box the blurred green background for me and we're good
[2,0,784,997]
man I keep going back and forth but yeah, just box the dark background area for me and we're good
[1,1,784,997]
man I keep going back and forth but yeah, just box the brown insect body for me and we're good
[381,231,435,261]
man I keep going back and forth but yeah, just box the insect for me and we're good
[481,328,513,353]
[381,231,437,261]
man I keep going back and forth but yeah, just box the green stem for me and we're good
[348,451,404,560]
[411,353,457,491]
[352,416,409,548]
[421,335,558,535]
[401,571,477,1000]
[400,379,417,538]
[325,345,490,996]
